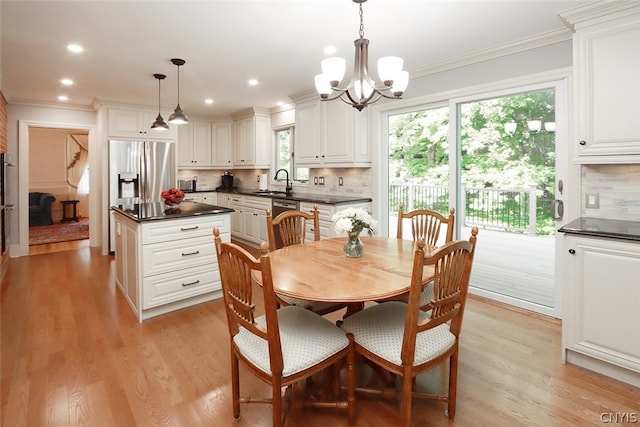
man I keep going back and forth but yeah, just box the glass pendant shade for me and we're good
[321,57,346,86]
[391,70,409,96]
[504,122,517,134]
[544,121,556,132]
[377,56,403,85]
[527,120,542,132]
[314,74,332,97]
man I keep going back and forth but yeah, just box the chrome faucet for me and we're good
[274,169,292,195]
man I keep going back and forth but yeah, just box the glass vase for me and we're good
[343,231,364,258]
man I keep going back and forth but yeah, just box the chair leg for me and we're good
[447,350,459,419]
[346,334,356,426]
[400,370,413,427]
[272,378,283,427]
[231,352,240,420]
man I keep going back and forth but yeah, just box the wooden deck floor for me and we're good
[391,216,556,314]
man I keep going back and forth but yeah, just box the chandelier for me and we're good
[314,0,409,111]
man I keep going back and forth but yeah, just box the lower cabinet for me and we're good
[300,201,372,241]
[227,195,271,246]
[113,211,231,322]
[561,234,640,387]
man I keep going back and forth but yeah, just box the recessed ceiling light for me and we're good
[67,44,84,53]
[276,101,284,106]
[204,98,214,105]
[248,79,259,86]
[61,78,74,86]
[324,46,337,55]
[58,95,69,101]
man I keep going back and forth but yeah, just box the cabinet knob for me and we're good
[579,140,586,146]
[568,249,575,254]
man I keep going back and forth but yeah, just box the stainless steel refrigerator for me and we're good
[108,139,176,252]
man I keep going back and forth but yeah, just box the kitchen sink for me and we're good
[252,191,289,196]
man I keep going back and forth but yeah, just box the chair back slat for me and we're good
[266,205,320,251]
[398,204,455,245]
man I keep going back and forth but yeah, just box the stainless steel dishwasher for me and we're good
[271,199,299,248]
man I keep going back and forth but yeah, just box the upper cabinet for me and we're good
[563,2,640,163]
[232,108,271,169]
[178,121,212,168]
[108,108,177,141]
[211,121,233,168]
[293,96,370,168]
[177,119,233,169]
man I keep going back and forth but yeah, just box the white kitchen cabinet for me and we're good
[561,234,640,387]
[294,97,370,168]
[108,107,177,140]
[182,192,203,203]
[211,121,233,167]
[563,3,640,162]
[112,210,231,322]
[228,195,271,246]
[232,108,271,169]
[200,192,218,205]
[178,121,212,167]
[300,201,372,241]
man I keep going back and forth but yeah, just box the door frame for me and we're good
[371,68,572,318]
[15,120,98,257]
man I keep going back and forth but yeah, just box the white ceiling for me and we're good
[1,0,588,118]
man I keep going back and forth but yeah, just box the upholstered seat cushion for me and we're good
[341,301,455,366]
[234,305,349,377]
[277,294,344,314]
[396,281,435,308]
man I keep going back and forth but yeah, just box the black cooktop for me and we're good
[558,217,640,242]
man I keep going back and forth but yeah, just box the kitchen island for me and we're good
[111,201,233,322]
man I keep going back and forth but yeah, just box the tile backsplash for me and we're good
[582,164,640,220]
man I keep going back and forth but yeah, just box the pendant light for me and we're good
[150,73,169,131]
[314,0,409,111]
[168,58,189,125]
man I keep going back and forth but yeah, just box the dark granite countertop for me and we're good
[558,217,640,242]
[213,189,372,205]
[111,201,233,222]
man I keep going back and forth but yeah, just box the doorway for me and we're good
[17,121,97,257]
[384,79,567,318]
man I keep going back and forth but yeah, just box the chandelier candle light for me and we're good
[332,207,377,258]
[314,0,409,111]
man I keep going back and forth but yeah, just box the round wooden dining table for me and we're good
[252,236,434,304]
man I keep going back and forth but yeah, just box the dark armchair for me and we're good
[29,192,56,226]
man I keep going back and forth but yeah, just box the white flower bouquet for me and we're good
[332,207,377,237]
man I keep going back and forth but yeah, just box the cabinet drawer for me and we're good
[143,263,220,308]
[142,215,230,244]
[142,235,221,276]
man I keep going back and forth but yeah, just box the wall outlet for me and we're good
[338,177,344,186]
[313,177,318,185]
[585,192,599,209]
[319,176,325,185]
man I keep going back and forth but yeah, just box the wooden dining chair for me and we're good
[266,205,347,316]
[396,204,455,311]
[213,228,356,427]
[341,227,478,426]
[397,204,455,245]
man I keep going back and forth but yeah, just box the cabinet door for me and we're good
[212,122,233,167]
[295,99,322,165]
[109,109,144,138]
[323,101,354,163]
[229,197,244,236]
[182,193,203,203]
[243,208,260,243]
[576,18,640,157]
[233,118,254,166]
[177,123,194,167]
[192,121,213,166]
[201,192,217,205]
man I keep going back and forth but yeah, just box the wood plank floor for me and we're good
[2,246,639,426]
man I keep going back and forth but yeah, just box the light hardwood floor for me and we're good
[2,246,639,426]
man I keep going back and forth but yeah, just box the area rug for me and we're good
[29,219,89,246]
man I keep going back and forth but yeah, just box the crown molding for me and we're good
[410,28,573,79]
[560,0,640,30]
